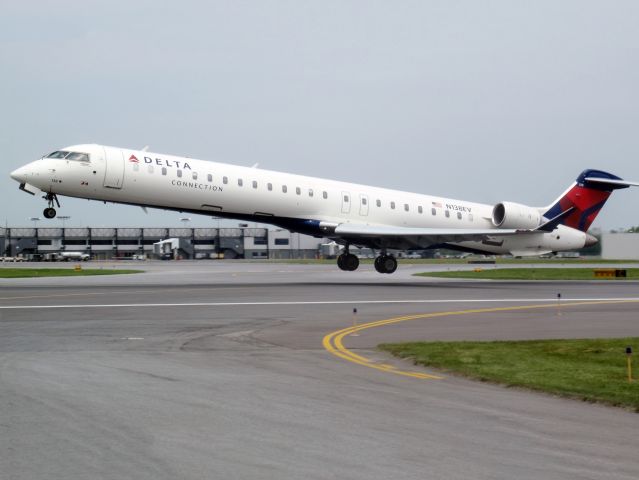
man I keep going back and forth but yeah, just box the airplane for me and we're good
[10,144,638,273]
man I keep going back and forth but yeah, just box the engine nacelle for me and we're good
[492,202,542,229]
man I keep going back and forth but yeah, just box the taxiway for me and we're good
[1,261,638,479]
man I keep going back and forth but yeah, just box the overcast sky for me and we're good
[2,1,638,230]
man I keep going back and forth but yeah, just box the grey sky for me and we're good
[2,1,638,229]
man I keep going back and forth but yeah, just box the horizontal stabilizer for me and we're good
[583,177,639,189]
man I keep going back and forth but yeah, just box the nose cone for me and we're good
[585,233,599,247]
[10,165,29,183]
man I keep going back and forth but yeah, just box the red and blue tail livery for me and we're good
[543,169,638,232]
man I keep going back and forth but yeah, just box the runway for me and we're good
[2,261,639,479]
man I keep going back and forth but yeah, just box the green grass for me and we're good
[415,268,639,280]
[0,268,143,278]
[379,338,639,410]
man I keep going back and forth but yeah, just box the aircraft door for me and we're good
[341,191,351,214]
[103,147,125,189]
[359,194,369,216]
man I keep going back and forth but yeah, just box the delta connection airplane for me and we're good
[10,144,639,274]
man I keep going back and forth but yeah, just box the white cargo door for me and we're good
[359,194,369,216]
[103,147,125,189]
[341,191,351,214]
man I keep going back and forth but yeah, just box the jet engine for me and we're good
[492,202,542,229]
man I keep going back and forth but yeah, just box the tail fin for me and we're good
[543,169,638,232]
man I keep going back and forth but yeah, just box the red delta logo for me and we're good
[128,154,139,163]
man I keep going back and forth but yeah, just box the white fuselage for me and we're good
[11,144,588,255]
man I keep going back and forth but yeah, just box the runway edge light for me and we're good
[626,346,633,383]
[351,308,359,337]
[556,293,562,316]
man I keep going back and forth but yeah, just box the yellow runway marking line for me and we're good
[322,299,639,380]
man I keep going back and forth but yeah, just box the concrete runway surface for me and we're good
[2,261,639,479]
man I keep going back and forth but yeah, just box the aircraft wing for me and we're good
[332,224,526,250]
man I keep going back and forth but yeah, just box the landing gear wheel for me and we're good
[374,255,397,274]
[374,255,383,272]
[337,253,359,271]
[42,192,60,219]
[43,207,57,219]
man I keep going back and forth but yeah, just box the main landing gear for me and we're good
[337,246,359,272]
[42,193,60,219]
[336,245,398,274]
[374,254,397,274]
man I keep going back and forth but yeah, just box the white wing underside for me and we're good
[332,224,531,250]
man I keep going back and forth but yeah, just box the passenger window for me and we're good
[282,185,288,193]
[323,191,328,199]
[207,174,212,182]
[148,165,154,173]
[177,169,182,178]
[223,176,228,184]
[404,204,409,212]
[362,198,367,205]
[308,189,313,197]
[238,179,243,187]
[268,183,273,191]
[162,167,167,176]
[193,172,198,180]
[457,212,462,220]
[431,208,436,216]
[296,187,301,195]
[390,201,395,209]
[445,210,450,218]
[376,199,381,207]
[469,214,474,221]
[252,180,258,189]
[418,206,423,214]
[344,195,349,203]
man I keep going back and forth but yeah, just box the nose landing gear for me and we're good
[42,193,60,219]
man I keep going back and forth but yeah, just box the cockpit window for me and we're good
[46,151,70,159]
[45,150,90,161]
[65,152,89,162]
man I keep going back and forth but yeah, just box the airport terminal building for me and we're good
[2,227,637,261]
[0,227,328,261]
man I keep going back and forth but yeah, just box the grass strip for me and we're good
[415,268,639,280]
[0,268,143,278]
[380,338,639,411]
